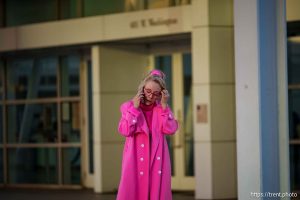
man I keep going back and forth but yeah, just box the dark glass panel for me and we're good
[0,105,2,144]
[62,148,81,184]
[183,53,194,176]
[290,145,300,191]
[83,0,124,16]
[6,0,57,27]
[6,58,57,100]
[155,55,174,175]
[8,148,58,184]
[61,55,80,97]
[7,104,58,143]
[0,148,3,183]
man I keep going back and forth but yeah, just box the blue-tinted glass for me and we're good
[61,55,80,97]
[8,148,58,184]
[62,148,81,184]
[84,0,124,16]
[155,55,173,108]
[61,102,80,143]
[290,146,300,191]
[6,58,57,100]
[183,53,194,176]
[6,0,57,27]
[155,55,174,175]
[0,148,3,183]
[7,104,57,143]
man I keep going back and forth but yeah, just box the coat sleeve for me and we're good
[118,101,142,137]
[161,106,178,135]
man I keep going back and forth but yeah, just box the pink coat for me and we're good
[116,100,178,200]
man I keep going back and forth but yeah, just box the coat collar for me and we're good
[129,100,150,135]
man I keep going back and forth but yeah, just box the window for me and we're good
[83,0,124,16]
[3,0,191,27]
[5,0,81,27]
[0,54,81,185]
[288,35,300,193]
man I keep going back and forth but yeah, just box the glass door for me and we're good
[151,52,195,190]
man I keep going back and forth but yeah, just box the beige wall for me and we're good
[192,0,236,199]
[287,0,300,21]
[0,5,192,52]
[93,45,149,192]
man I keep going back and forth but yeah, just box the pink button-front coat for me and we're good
[116,100,178,200]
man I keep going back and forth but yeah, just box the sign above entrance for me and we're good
[104,5,191,41]
[130,18,178,29]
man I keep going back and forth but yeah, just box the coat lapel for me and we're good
[150,106,161,167]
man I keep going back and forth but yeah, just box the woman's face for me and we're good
[143,80,162,104]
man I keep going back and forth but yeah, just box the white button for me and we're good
[157,156,161,160]
[132,119,136,123]
[140,171,144,175]
[141,144,144,148]
[158,170,162,175]
[140,157,144,161]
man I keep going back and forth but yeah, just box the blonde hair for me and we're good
[137,70,166,93]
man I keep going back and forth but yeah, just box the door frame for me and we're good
[81,55,94,188]
[149,51,195,191]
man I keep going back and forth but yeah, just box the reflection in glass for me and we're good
[61,102,80,143]
[155,55,174,175]
[62,148,81,184]
[183,53,194,176]
[147,0,171,9]
[59,0,80,20]
[156,55,173,108]
[8,148,58,184]
[5,0,57,27]
[0,105,2,144]
[0,148,3,183]
[290,146,300,191]
[61,55,80,97]
[146,0,190,9]
[84,0,124,16]
[6,58,57,100]
[7,104,57,143]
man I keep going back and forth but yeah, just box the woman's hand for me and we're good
[161,89,169,109]
[133,91,144,108]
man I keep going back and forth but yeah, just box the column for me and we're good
[234,0,289,199]
[192,0,236,199]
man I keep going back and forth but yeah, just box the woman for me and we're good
[116,69,178,200]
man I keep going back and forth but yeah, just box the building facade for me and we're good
[0,0,298,199]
